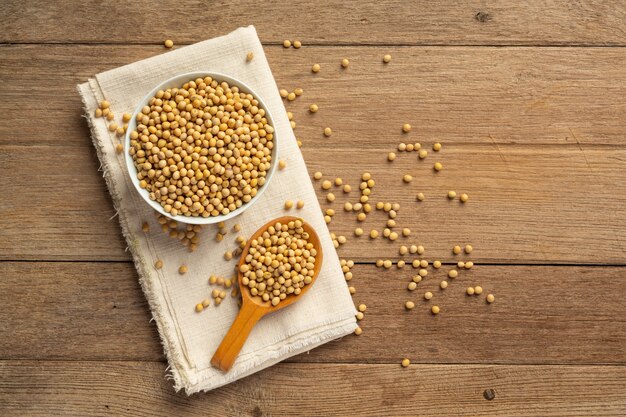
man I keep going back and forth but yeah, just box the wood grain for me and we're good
[2,143,625,263]
[2,45,625,147]
[2,262,625,364]
[0,262,159,360]
[307,145,626,264]
[1,361,625,416]
[1,1,625,46]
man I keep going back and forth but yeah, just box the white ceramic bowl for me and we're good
[124,71,278,225]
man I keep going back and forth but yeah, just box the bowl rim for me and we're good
[124,71,279,225]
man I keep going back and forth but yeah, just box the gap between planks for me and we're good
[2,259,626,267]
[3,358,624,367]
[4,41,626,47]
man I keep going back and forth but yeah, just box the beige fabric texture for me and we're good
[77,26,357,394]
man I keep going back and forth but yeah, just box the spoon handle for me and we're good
[211,302,266,372]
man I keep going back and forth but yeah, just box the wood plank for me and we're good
[2,143,625,263]
[307,144,626,264]
[0,262,160,361]
[0,144,128,261]
[2,262,625,364]
[1,361,625,416]
[1,1,626,45]
[2,45,625,147]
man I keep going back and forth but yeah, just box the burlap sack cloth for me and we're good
[77,26,357,394]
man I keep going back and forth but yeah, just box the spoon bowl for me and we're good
[211,216,323,371]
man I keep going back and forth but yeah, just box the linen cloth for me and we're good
[77,26,357,394]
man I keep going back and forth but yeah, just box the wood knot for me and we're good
[475,11,492,22]
[483,388,496,401]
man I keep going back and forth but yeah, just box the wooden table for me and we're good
[1,1,626,415]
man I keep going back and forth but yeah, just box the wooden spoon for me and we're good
[211,216,323,372]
